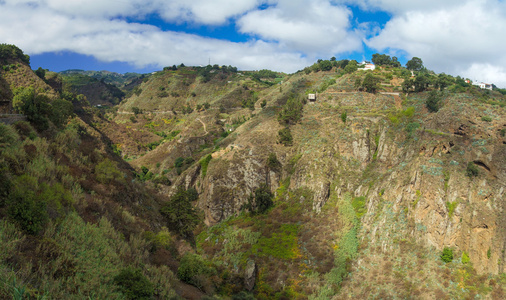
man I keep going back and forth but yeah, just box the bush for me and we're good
[200,154,212,177]
[261,99,267,108]
[95,159,124,184]
[12,87,51,130]
[340,111,347,123]
[0,44,30,64]
[0,123,20,151]
[352,196,367,218]
[344,60,358,74]
[160,187,200,239]
[361,73,380,93]
[461,252,470,264]
[426,90,443,112]
[174,157,185,168]
[177,253,214,289]
[278,96,303,125]
[187,187,199,201]
[466,162,479,178]
[245,184,273,214]
[232,291,256,300]
[446,201,458,218]
[7,175,48,234]
[113,267,154,300]
[152,175,171,186]
[481,116,492,122]
[405,122,420,138]
[41,182,74,221]
[441,247,453,263]
[35,67,45,79]
[278,127,293,146]
[50,98,74,128]
[266,152,281,170]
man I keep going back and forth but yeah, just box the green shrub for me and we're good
[318,77,336,93]
[7,175,48,234]
[261,99,267,108]
[466,162,479,178]
[405,122,420,138]
[266,152,281,170]
[278,96,303,125]
[278,127,293,146]
[187,187,199,201]
[152,175,171,186]
[402,107,415,118]
[95,159,123,183]
[441,247,453,263]
[174,157,185,168]
[351,196,367,218]
[200,154,212,177]
[144,228,173,252]
[49,98,74,128]
[481,116,492,122]
[344,60,358,74]
[340,111,347,123]
[177,253,214,289]
[461,251,470,264]
[446,201,458,218]
[426,90,443,112]
[232,291,256,300]
[246,183,273,214]
[12,87,51,130]
[114,267,154,300]
[160,187,200,239]
[0,44,30,64]
[0,123,20,151]
[41,182,74,221]
[361,73,380,93]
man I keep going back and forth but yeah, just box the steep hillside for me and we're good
[110,61,506,299]
[61,73,126,106]
[0,46,202,299]
[2,45,505,299]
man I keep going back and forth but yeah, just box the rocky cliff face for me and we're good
[193,79,505,276]
[113,67,505,297]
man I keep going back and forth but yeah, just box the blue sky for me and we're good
[1,0,506,87]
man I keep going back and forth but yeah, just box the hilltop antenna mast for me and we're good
[208,57,211,66]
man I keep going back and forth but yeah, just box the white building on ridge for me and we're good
[358,61,376,71]
[473,81,493,90]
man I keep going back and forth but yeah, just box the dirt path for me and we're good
[196,117,208,135]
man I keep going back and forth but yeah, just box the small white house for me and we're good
[358,62,376,71]
[473,82,493,90]
[308,93,316,102]
[363,63,376,71]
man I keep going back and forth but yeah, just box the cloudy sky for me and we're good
[1,0,505,87]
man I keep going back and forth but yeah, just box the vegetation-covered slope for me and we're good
[1,45,505,299]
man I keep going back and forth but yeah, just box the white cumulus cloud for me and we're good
[0,1,311,72]
[366,0,506,87]
[2,0,505,86]
[152,0,262,25]
[238,0,363,56]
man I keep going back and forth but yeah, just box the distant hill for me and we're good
[60,69,143,88]
[59,70,145,106]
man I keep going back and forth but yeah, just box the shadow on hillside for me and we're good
[0,75,13,113]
